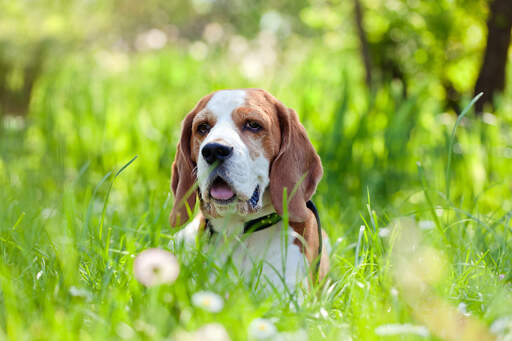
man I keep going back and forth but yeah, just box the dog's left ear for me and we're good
[268,96,323,223]
[169,94,212,227]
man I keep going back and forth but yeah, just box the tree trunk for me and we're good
[474,0,512,114]
[353,0,372,89]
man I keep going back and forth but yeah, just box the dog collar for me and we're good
[205,212,282,236]
[243,212,282,234]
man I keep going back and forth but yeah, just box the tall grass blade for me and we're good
[445,93,483,200]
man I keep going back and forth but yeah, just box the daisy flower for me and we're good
[248,318,277,340]
[375,323,429,337]
[196,323,231,341]
[191,291,224,313]
[133,248,179,287]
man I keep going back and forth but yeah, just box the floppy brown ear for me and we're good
[169,94,212,227]
[269,98,323,223]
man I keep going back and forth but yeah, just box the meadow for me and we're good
[1,42,512,340]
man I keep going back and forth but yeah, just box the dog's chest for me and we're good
[175,216,308,292]
[210,223,307,292]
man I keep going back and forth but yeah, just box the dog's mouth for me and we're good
[209,177,236,203]
[207,176,261,208]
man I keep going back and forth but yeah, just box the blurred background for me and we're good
[1,0,510,115]
[2,1,512,338]
[2,0,511,213]
[1,0,512,227]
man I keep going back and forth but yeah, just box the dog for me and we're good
[170,89,329,293]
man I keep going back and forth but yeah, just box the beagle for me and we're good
[170,89,329,293]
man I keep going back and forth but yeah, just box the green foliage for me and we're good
[1,45,512,339]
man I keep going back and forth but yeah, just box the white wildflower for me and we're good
[248,318,277,340]
[483,113,497,126]
[375,323,429,337]
[378,227,391,237]
[69,286,92,301]
[319,307,329,319]
[196,323,231,341]
[134,319,157,337]
[457,302,471,317]
[191,291,224,313]
[174,324,231,341]
[418,220,435,230]
[491,317,512,335]
[180,309,192,323]
[41,208,56,219]
[133,248,179,287]
[116,322,135,339]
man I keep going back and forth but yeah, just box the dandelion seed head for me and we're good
[133,248,179,287]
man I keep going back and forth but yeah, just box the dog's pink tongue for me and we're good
[210,182,234,200]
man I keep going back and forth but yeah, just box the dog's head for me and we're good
[169,89,322,226]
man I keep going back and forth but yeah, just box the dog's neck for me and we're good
[205,192,277,235]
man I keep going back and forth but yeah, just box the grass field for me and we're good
[2,47,512,340]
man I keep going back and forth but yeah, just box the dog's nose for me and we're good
[201,143,233,165]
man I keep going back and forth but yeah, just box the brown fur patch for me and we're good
[290,210,329,281]
[190,110,217,163]
[169,92,214,226]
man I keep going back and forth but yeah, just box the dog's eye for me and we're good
[197,123,211,135]
[244,120,262,132]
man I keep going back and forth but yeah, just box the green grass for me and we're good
[1,48,512,340]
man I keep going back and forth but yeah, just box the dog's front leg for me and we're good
[173,213,205,246]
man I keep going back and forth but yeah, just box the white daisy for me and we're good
[133,248,180,287]
[196,323,231,341]
[116,322,135,340]
[491,316,512,335]
[248,318,277,340]
[191,291,224,313]
[375,323,429,337]
[418,220,435,230]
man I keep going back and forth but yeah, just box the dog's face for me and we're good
[192,90,280,217]
[170,89,322,226]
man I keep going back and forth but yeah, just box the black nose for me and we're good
[201,143,233,165]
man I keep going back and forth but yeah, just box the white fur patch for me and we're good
[206,89,246,115]
[214,221,307,294]
[174,216,308,294]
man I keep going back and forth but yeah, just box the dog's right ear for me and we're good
[169,94,212,227]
